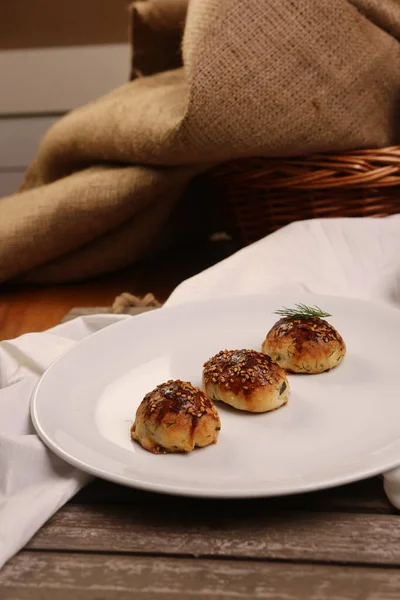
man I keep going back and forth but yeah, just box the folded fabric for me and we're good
[167,215,400,308]
[0,315,128,570]
[1,0,399,283]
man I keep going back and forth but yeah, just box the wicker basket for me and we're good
[208,146,400,246]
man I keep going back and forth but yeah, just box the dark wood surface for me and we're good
[2,476,399,599]
[0,0,131,50]
[0,241,399,599]
[5,552,400,600]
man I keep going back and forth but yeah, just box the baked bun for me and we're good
[131,380,221,454]
[262,317,346,374]
[202,349,289,413]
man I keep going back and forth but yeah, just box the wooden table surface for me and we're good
[1,241,399,599]
[0,242,234,340]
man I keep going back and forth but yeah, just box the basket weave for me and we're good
[208,146,400,246]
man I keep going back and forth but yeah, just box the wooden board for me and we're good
[2,552,400,600]
[0,0,131,49]
[0,117,58,168]
[71,475,392,512]
[0,45,130,114]
[27,502,400,566]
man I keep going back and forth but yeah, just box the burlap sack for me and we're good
[1,0,399,283]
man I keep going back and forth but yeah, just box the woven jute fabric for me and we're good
[1,0,399,283]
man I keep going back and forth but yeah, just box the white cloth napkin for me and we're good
[167,216,400,308]
[1,216,400,569]
[0,314,128,569]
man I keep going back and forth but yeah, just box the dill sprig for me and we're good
[274,303,332,320]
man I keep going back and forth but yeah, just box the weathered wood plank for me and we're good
[28,503,400,565]
[72,476,393,513]
[1,552,400,600]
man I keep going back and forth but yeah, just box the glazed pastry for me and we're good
[262,305,346,374]
[203,349,289,413]
[131,380,221,454]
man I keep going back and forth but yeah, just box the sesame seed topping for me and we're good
[271,316,342,343]
[140,379,216,423]
[203,349,284,394]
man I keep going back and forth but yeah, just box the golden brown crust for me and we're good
[131,380,221,454]
[203,349,289,413]
[262,317,346,374]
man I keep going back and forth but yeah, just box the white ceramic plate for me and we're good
[31,294,400,498]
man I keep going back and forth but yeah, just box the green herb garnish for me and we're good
[274,303,332,319]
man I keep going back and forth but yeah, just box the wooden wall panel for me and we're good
[0,0,132,196]
[0,0,131,49]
